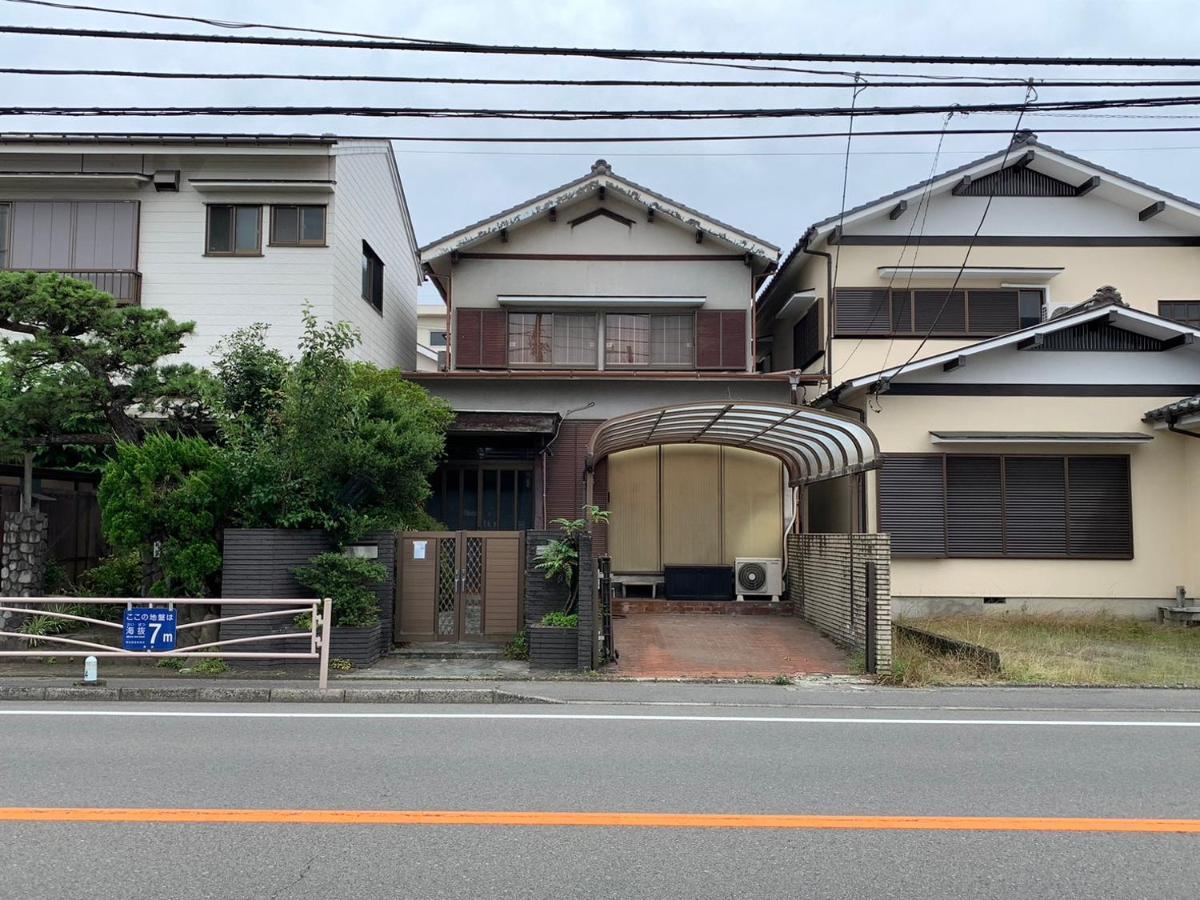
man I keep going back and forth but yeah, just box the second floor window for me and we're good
[361,241,384,312]
[834,288,1042,337]
[271,205,326,246]
[207,205,261,255]
[428,330,447,348]
[508,312,597,367]
[605,313,694,367]
[1159,300,1200,329]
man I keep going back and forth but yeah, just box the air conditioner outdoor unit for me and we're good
[734,557,783,602]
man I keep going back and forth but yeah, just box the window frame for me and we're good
[204,204,262,257]
[834,287,1043,339]
[361,240,384,313]
[507,311,599,369]
[269,204,327,247]
[428,329,447,348]
[1159,300,1200,329]
[604,311,696,369]
[877,452,1133,561]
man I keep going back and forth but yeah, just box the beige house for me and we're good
[416,302,447,371]
[758,133,1200,617]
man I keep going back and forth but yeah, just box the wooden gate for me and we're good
[395,531,524,643]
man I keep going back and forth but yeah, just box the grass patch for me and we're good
[890,613,1200,687]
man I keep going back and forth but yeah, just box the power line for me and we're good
[6,95,1200,120]
[5,22,1200,67]
[12,65,1200,91]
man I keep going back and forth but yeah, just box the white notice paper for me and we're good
[413,540,427,560]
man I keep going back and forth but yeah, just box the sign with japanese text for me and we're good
[122,608,178,652]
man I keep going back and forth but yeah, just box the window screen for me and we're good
[271,205,326,245]
[509,312,597,367]
[207,205,260,254]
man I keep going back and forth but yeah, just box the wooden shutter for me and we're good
[544,421,600,522]
[1003,457,1067,556]
[834,289,890,335]
[890,290,915,334]
[914,290,967,334]
[946,456,1003,556]
[1067,456,1132,557]
[695,310,722,368]
[877,455,946,555]
[720,310,746,369]
[480,309,507,368]
[454,308,483,368]
[696,310,747,370]
[967,290,1020,335]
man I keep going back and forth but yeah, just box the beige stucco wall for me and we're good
[859,394,1194,607]
[768,243,1200,382]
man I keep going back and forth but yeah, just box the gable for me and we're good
[954,165,1078,198]
[1031,320,1171,352]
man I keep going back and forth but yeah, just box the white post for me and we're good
[317,597,332,691]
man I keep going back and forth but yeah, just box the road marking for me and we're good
[0,709,1198,727]
[0,807,1197,833]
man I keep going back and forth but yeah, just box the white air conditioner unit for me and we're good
[734,557,783,602]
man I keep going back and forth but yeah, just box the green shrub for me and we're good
[156,657,186,670]
[329,657,354,671]
[504,630,529,660]
[292,552,386,628]
[538,611,579,629]
[78,552,142,598]
[192,658,229,675]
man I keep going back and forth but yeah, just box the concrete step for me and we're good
[614,599,795,616]
[391,643,508,660]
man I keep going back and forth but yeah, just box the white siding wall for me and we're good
[327,143,419,370]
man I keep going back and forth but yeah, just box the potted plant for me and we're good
[293,552,387,667]
[529,507,607,669]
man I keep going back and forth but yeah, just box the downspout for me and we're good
[1168,421,1200,440]
[801,231,834,379]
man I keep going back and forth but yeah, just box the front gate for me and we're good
[395,531,524,643]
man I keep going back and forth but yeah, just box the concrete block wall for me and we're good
[787,532,892,672]
[523,529,595,671]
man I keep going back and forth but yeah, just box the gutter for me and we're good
[1168,421,1200,440]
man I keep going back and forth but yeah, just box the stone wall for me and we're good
[787,532,892,672]
[0,509,50,645]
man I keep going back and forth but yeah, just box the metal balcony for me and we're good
[7,269,142,305]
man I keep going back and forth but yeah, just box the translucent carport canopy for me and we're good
[586,401,881,486]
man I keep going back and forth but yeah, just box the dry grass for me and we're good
[890,613,1200,687]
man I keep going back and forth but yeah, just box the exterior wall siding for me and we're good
[787,532,892,671]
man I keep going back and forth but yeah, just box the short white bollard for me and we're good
[83,655,99,684]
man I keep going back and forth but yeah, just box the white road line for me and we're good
[0,709,1198,727]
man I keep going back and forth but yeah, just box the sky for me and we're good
[4,0,1200,305]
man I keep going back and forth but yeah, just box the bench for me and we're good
[612,575,665,599]
[1157,605,1200,626]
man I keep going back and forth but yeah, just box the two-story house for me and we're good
[757,133,1200,618]
[412,160,877,590]
[0,134,421,368]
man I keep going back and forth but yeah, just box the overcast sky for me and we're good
[5,0,1200,304]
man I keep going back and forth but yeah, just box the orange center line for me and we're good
[0,808,1197,833]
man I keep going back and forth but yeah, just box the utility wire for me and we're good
[5,95,1200,120]
[11,65,1200,91]
[6,22,1200,67]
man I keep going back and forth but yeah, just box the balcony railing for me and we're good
[4,268,142,305]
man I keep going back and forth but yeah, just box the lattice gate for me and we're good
[395,531,525,643]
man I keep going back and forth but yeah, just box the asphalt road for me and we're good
[1,690,1198,899]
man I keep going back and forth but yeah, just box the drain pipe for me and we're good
[1168,421,1200,440]
[540,401,596,526]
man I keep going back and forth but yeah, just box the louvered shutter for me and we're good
[834,289,890,335]
[544,421,600,521]
[877,456,946,555]
[792,306,821,369]
[914,290,967,334]
[454,308,483,368]
[1003,457,1067,556]
[695,310,723,368]
[1067,456,1132,557]
[967,290,1021,335]
[720,310,747,370]
[946,456,1003,556]
[890,290,914,334]
[480,309,508,368]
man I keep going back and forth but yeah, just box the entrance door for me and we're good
[395,531,524,643]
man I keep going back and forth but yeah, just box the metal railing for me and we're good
[0,597,333,689]
[6,268,142,304]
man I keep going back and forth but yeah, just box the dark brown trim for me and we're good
[888,200,908,220]
[1076,175,1101,197]
[455,252,746,261]
[204,203,262,257]
[567,207,635,229]
[833,234,1200,247]
[267,203,327,247]
[1139,201,1167,221]
[882,383,1200,396]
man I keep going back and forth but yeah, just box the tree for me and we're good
[0,271,206,456]
[98,433,234,602]
[211,313,453,544]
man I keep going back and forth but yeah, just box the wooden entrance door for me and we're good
[395,531,524,643]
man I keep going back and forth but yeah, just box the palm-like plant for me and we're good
[534,505,609,614]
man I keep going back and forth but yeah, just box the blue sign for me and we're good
[123,608,177,652]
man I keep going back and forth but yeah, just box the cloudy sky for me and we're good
[5,0,1200,302]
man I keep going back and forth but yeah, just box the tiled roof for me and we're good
[1144,395,1200,423]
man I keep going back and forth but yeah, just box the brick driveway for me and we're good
[609,613,852,678]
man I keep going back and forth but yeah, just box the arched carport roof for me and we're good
[586,402,880,487]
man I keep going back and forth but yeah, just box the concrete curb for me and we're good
[0,685,560,704]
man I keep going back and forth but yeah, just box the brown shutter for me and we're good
[1003,457,1067,556]
[480,309,508,368]
[695,310,723,369]
[914,290,967,334]
[720,310,747,370]
[834,289,891,335]
[454,308,482,368]
[877,455,946,556]
[946,456,1003,556]
[1066,456,1132,557]
[544,421,600,523]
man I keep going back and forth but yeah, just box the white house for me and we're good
[0,134,421,369]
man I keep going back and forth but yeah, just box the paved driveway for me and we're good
[609,613,852,678]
